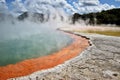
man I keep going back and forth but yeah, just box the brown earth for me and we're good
[0,33,89,80]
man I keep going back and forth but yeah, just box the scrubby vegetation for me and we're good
[77,30,120,37]
[72,8,120,26]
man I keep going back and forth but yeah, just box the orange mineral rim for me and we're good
[0,33,89,80]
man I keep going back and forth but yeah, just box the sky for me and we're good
[1,0,120,14]
[100,0,120,7]
[5,0,120,7]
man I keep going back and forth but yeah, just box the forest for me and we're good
[72,8,120,26]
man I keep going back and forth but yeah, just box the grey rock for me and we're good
[10,32,120,80]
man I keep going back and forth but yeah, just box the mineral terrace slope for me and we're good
[10,32,120,80]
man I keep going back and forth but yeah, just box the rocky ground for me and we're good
[10,32,120,80]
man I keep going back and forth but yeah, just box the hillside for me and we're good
[72,8,120,26]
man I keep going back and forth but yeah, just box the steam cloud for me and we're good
[0,14,73,66]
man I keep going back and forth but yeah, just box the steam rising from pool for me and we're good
[0,20,73,66]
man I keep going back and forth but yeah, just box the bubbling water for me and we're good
[0,20,73,66]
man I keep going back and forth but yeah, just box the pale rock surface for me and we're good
[10,32,120,80]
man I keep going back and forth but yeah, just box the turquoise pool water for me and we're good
[0,21,73,66]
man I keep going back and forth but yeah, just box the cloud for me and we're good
[73,0,115,14]
[0,0,5,3]
[22,0,77,15]
[8,0,116,15]
[79,0,100,6]
[0,0,8,13]
[12,0,27,13]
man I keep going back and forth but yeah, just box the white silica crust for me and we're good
[10,32,120,80]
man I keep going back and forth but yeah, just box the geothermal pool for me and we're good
[0,21,73,66]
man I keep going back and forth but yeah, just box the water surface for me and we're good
[0,21,73,66]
